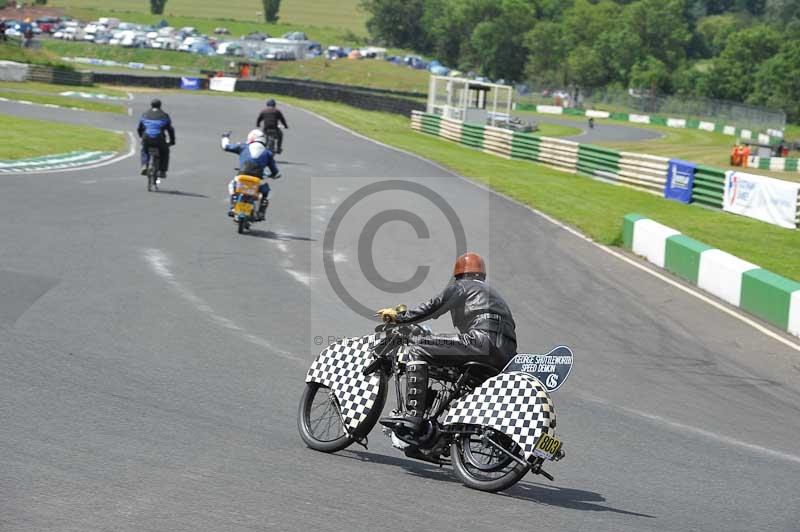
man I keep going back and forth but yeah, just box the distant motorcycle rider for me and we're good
[137,98,175,180]
[221,129,281,220]
[377,252,517,434]
[256,99,288,154]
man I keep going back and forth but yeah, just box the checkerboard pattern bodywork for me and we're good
[306,334,385,434]
[443,372,556,461]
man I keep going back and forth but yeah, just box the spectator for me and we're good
[23,25,34,48]
[0,20,7,42]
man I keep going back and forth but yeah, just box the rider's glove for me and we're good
[169,140,176,146]
[270,171,282,179]
[222,131,231,137]
[376,307,398,323]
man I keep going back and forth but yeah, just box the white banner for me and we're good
[209,76,237,93]
[723,171,800,229]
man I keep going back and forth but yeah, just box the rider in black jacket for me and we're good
[377,252,517,434]
[256,99,288,153]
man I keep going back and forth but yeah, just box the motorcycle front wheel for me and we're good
[297,377,387,453]
[451,429,529,492]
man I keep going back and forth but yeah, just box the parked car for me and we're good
[151,36,180,50]
[326,45,346,59]
[35,17,60,33]
[282,31,307,41]
[216,41,244,56]
[244,31,269,41]
[214,27,230,35]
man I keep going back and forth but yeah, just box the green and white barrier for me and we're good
[747,156,800,173]
[515,103,783,144]
[623,213,800,336]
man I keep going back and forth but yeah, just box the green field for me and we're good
[0,41,74,68]
[0,113,125,159]
[268,58,428,93]
[41,40,229,72]
[0,86,127,114]
[50,1,367,41]
[0,80,127,97]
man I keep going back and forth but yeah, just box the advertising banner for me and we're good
[664,159,696,204]
[209,76,237,93]
[724,171,800,229]
[180,77,201,90]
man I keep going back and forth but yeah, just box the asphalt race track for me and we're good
[2,94,799,532]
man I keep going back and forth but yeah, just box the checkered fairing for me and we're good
[306,334,384,433]
[443,372,556,460]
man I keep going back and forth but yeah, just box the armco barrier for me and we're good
[91,72,422,116]
[236,78,421,116]
[26,65,91,85]
[623,214,800,337]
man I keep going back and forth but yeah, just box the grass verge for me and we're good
[518,110,800,182]
[0,80,128,97]
[0,113,125,159]
[0,41,75,68]
[41,40,229,73]
[267,58,428,94]
[0,90,127,114]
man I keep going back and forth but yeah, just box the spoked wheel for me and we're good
[147,154,159,192]
[451,428,529,492]
[297,382,353,452]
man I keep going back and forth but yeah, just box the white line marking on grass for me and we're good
[144,248,303,362]
[289,104,800,353]
[580,392,800,466]
[23,132,136,176]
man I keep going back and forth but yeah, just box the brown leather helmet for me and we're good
[453,252,486,278]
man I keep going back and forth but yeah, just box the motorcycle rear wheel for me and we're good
[237,218,246,234]
[451,429,529,492]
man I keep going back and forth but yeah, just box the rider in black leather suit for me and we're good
[378,252,517,434]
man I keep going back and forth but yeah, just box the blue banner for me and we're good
[664,159,696,203]
[180,77,201,90]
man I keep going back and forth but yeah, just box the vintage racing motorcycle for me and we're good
[229,174,264,234]
[297,315,574,493]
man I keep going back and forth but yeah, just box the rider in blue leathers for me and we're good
[137,98,175,179]
[221,129,281,220]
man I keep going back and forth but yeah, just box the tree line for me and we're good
[360,0,800,121]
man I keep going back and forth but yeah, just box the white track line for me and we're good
[290,104,800,354]
[143,248,303,363]
[580,392,800,466]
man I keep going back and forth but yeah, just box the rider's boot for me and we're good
[140,165,147,176]
[380,360,428,434]
[257,198,269,221]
